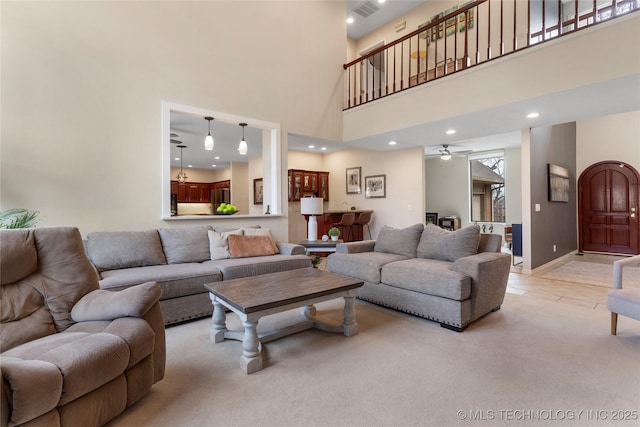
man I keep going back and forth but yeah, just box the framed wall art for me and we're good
[254,178,263,205]
[364,174,386,199]
[548,164,570,202]
[346,167,362,194]
[425,212,438,225]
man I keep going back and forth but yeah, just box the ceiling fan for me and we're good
[170,133,182,144]
[427,144,473,160]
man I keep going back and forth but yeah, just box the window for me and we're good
[470,152,505,223]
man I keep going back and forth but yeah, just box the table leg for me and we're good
[342,296,359,337]
[210,297,228,343]
[240,321,263,374]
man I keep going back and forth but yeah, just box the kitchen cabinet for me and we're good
[171,181,211,203]
[289,170,328,201]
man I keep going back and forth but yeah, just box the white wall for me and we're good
[1,1,345,241]
[576,110,640,175]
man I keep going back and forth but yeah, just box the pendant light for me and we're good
[238,123,248,155]
[176,145,188,183]
[204,117,214,151]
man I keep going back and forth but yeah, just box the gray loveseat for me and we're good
[327,223,511,331]
[85,225,312,325]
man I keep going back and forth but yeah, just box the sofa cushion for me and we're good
[241,227,279,253]
[417,224,480,262]
[3,331,130,406]
[381,259,471,301]
[208,229,243,260]
[86,230,167,272]
[0,229,38,285]
[158,226,212,264]
[327,252,409,284]
[374,223,424,258]
[204,255,312,280]
[228,235,277,258]
[98,263,222,299]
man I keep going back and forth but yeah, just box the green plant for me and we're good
[328,227,340,237]
[0,209,40,229]
[310,255,322,269]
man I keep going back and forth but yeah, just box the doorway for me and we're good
[359,41,385,102]
[578,161,639,255]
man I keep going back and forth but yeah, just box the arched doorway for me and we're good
[578,161,639,255]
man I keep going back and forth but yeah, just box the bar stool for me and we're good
[332,212,356,241]
[354,212,372,240]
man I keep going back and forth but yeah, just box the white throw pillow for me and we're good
[208,229,243,260]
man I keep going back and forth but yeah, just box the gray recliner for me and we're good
[1,227,165,426]
[608,254,640,335]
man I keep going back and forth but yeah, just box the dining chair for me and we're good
[332,213,356,242]
[354,212,372,240]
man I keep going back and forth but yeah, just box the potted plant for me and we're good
[328,227,340,242]
[0,209,39,229]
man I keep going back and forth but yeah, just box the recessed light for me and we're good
[527,112,540,118]
[321,147,327,151]
[212,165,216,168]
[187,165,193,168]
[214,156,220,160]
[446,129,456,135]
[174,157,180,161]
[389,141,397,145]
[346,17,354,24]
[378,0,386,3]
[308,145,315,149]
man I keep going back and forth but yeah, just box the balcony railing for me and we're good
[343,0,639,110]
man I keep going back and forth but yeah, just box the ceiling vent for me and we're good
[352,1,380,18]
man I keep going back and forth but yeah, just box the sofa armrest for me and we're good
[453,252,512,321]
[277,243,306,256]
[71,281,162,322]
[336,240,376,254]
[0,357,63,426]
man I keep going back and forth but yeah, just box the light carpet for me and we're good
[541,260,640,288]
[107,295,640,427]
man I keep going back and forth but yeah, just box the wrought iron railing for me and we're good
[343,0,639,110]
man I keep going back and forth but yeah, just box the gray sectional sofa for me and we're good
[85,225,312,325]
[327,223,511,331]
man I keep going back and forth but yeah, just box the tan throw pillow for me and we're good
[241,227,279,254]
[208,229,243,260]
[228,235,277,258]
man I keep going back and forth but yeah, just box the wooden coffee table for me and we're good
[204,268,364,374]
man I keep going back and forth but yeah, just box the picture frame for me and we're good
[253,178,263,205]
[548,164,570,202]
[346,167,362,194]
[364,174,386,199]
[425,212,438,225]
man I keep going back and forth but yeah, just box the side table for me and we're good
[299,239,343,255]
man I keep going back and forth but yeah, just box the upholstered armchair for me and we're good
[608,254,640,335]
[1,227,165,427]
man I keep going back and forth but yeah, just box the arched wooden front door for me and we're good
[578,161,639,255]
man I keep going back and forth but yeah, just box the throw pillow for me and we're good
[158,226,212,264]
[417,224,480,262]
[228,235,277,258]
[86,230,167,272]
[374,223,424,258]
[208,229,243,260]
[241,227,279,254]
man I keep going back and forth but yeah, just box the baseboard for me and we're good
[528,250,578,276]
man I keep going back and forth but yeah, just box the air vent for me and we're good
[352,1,380,18]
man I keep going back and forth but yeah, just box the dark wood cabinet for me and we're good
[318,172,329,201]
[289,170,328,201]
[171,181,211,203]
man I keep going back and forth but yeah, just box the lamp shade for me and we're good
[300,197,323,215]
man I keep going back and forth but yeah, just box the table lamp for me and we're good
[300,197,323,241]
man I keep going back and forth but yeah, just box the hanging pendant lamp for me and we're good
[238,123,248,155]
[204,117,214,151]
[176,145,188,183]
